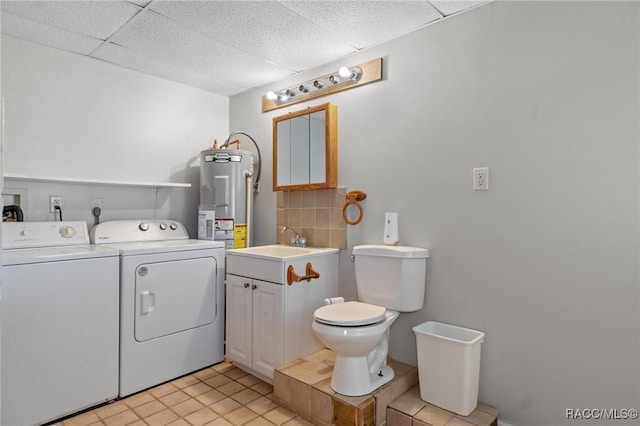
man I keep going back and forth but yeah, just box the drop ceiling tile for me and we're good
[126,0,152,7]
[1,12,103,55]
[0,0,141,40]
[149,0,356,71]
[279,0,442,49]
[92,42,246,96]
[429,1,488,16]
[109,10,293,88]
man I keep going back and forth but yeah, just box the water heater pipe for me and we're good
[221,131,262,192]
[245,171,253,247]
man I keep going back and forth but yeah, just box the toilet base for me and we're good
[331,356,395,396]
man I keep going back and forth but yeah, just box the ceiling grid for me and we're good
[0,0,489,96]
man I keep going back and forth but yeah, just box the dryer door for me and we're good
[134,257,217,342]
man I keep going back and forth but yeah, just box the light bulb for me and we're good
[266,91,277,100]
[338,66,351,78]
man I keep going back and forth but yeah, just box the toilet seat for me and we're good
[314,301,386,326]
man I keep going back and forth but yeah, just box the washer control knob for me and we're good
[60,226,76,238]
[169,223,178,230]
[159,223,167,230]
[139,222,150,231]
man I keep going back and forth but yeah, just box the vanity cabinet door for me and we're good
[225,275,284,379]
[251,280,284,379]
[225,275,254,368]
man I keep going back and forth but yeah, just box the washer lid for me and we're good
[314,301,386,326]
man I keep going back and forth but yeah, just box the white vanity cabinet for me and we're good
[225,246,339,382]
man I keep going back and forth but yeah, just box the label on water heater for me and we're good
[214,218,235,249]
[198,208,215,240]
[234,224,247,248]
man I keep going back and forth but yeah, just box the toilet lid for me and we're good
[314,301,386,326]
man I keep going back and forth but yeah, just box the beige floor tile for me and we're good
[166,419,191,426]
[144,408,180,426]
[150,383,180,398]
[204,374,233,388]
[172,375,201,389]
[183,382,213,397]
[210,397,242,415]
[251,382,274,395]
[172,398,206,417]
[212,362,234,373]
[203,418,233,426]
[184,407,219,426]
[122,392,155,409]
[222,367,248,380]
[57,354,369,426]
[133,399,166,418]
[231,388,262,405]
[236,375,262,388]
[217,381,246,396]
[283,417,314,426]
[223,406,259,425]
[244,417,276,425]
[95,402,129,420]
[160,390,192,407]
[262,407,296,425]
[193,368,219,382]
[246,396,278,415]
[195,389,227,406]
[103,409,140,426]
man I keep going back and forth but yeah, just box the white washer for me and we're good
[91,219,226,397]
[2,221,119,426]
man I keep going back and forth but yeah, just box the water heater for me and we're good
[200,148,255,249]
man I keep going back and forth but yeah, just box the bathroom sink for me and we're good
[228,244,337,260]
[226,245,339,283]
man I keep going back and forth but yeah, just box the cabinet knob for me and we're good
[244,283,250,288]
[251,284,258,290]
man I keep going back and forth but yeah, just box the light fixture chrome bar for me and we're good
[262,58,383,113]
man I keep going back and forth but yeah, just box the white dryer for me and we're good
[91,219,226,397]
[2,221,119,426]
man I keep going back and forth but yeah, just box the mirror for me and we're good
[273,103,337,191]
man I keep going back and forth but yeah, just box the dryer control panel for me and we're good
[2,221,89,249]
[90,219,189,244]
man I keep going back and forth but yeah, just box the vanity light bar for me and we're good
[262,58,383,112]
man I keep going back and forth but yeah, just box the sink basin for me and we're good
[227,244,338,260]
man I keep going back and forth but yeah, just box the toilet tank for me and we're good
[353,245,429,312]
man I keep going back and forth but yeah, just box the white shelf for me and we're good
[3,173,192,188]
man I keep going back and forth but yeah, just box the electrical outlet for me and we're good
[473,167,489,191]
[91,197,103,209]
[49,195,63,213]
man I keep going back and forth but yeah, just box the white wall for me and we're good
[230,2,640,425]
[1,36,229,233]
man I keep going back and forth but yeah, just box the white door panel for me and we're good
[135,257,217,342]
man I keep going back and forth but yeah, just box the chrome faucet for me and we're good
[281,226,307,247]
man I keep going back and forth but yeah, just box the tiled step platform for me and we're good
[272,349,498,426]
[387,386,499,426]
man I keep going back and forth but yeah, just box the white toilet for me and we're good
[312,244,429,396]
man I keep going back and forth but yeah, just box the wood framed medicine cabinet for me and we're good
[273,103,337,191]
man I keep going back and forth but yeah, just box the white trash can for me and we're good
[413,321,484,416]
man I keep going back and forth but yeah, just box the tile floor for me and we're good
[51,361,313,426]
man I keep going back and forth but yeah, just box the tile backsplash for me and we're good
[276,188,346,249]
